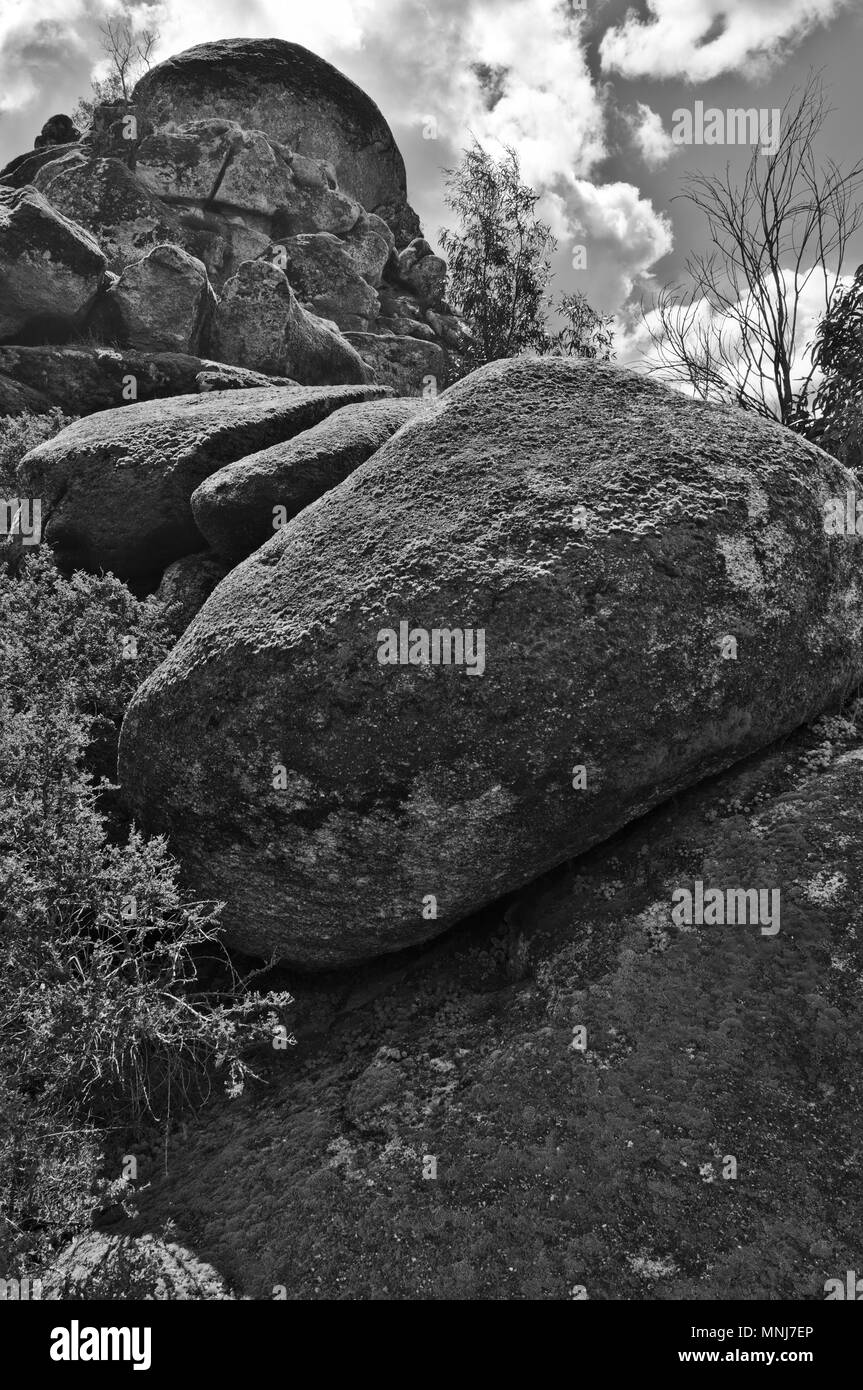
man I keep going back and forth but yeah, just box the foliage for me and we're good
[0,551,292,1271]
[547,291,616,362]
[440,142,556,369]
[0,409,75,498]
[809,263,863,469]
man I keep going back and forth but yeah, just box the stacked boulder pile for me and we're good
[14,346,863,971]
[0,38,472,415]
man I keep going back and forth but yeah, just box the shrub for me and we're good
[0,552,293,1271]
[810,264,863,470]
[0,409,75,496]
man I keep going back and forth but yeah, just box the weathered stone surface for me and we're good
[84,99,137,160]
[149,551,232,636]
[136,119,362,260]
[117,358,863,967]
[137,119,296,219]
[191,396,426,561]
[340,212,392,286]
[41,1233,233,1299]
[0,345,292,417]
[30,148,89,190]
[271,177,361,239]
[136,119,242,204]
[397,240,447,308]
[282,233,380,327]
[133,38,407,216]
[0,143,81,189]
[19,382,387,580]
[106,243,216,354]
[0,186,106,341]
[34,155,182,272]
[125,724,863,1299]
[171,204,270,290]
[210,260,374,385]
[374,199,423,251]
[376,316,436,342]
[345,332,446,395]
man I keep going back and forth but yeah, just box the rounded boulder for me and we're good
[133,38,407,216]
[118,358,863,967]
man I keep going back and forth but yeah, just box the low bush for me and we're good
[0,548,292,1273]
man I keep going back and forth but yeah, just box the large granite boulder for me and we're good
[137,119,362,235]
[137,119,292,215]
[0,345,292,417]
[117,358,863,967]
[191,396,427,561]
[209,260,373,384]
[340,212,393,286]
[133,38,408,218]
[0,186,106,341]
[104,243,216,354]
[395,238,448,308]
[19,382,388,581]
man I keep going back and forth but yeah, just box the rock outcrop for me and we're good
[19,382,388,581]
[118,358,863,967]
[191,396,427,562]
[34,114,81,149]
[345,332,447,397]
[0,38,472,404]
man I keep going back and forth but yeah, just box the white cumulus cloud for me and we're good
[600,0,851,82]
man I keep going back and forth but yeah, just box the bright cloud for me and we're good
[626,103,678,169]
[617,266,847,416]
[600,0,851,82]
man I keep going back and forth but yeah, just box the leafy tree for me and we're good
[809,264,863,469]
[440,142,556,369]
[547,291,616,362]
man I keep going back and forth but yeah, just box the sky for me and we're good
[1,0,862,380]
